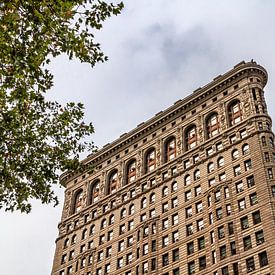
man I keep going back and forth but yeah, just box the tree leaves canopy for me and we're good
[0,0,123,213]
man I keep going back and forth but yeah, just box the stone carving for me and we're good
[241,88,251,117]
[197,115,204,143]
[64,190,71,218]
[176,127,182,155]
[137,150,142,177]
[218,103,226,130]
[156,139,161,166]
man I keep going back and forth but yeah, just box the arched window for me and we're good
[185,125,198,150]
[71,234,77,244]
[126,159,137,184]
[141,197,147,209]
[232,149,239,160]
[162,186,169,197]
[171,181,178,192]
[101,219,107,229]
[184,174,191,186]
[109,214,114,225]
[145,148,156,172]
[89,225,95,236]
[73,189,83,214]
[129,204,135,215]
[82,229,87,240]
[150,193,156,203]
[208,162,214,173]
[217,157,225,168]
[107,170,118,195]
[89,180,100,204]
[228,100,242,126]
[206,113,219,138]
[194,169,200,180]
[242,144,250,155]
[120,208,126,219]
[64,238,69,248]
[164,137,176,162]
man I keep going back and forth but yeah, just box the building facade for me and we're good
[51,61,275,275]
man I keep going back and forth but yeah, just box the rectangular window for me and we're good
[264,152,270,162]
[162,253,169,267]
[162,218,169,230]
[219,172,226,181]
[172,248,179,262]
[195,185,202,196]
[236,181,244,193]
[216,208,222,220]
[218,226,225,239]
[162,202,169,213]
[186,223,194,236]
[259,251,268,267]
[151,258,156,271]
[238,198,246,211]
[187,241,194,255]
[230,241,236,255]
[172,197,178,208]
[198,236,205,250]
[255,230,265,245]
[247,175,255,187]
[252,210,261,224]
[221,266,229,275]
[216,142,223,151]
[172,213,179,225]
[246,257,255,272]
[162,236,169,247]
[228,222,234,235]
[188,261,195,275]
[220,245,226,259]
[184,159,191,169]
[212,250,216,264]
[241,216,249,230]
[209,178,216,186]
[271,185,275,197]
[185,190,192,201]
[197,219,204,230]
[230,134,237,144]
[243,235,252,251]
[249,192,258,205]
[172,230,179,243]
[226,204,231,216]
[234,165,241,176]
[244,159,252,171]
[196,201,203,213]
[199,256,206,270]
[268,168,274,179]
[206,147,213,156]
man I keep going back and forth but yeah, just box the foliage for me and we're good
[0,0,123,212]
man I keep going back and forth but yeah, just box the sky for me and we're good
[1,1,275,274]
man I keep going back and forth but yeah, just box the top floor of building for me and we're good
[59,60,271,222]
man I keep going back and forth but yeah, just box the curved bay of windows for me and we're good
[206,113,219,138]
[107,170,118,195]
[228,100,242,126]
[72,189,83,214]
[164,136,176,162]
[145,148,156,173]
[126,159,137,185]
[185,125,198,150]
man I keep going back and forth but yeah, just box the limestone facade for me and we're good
[51,61,275,275]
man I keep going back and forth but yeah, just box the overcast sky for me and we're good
[1,1,275,274]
